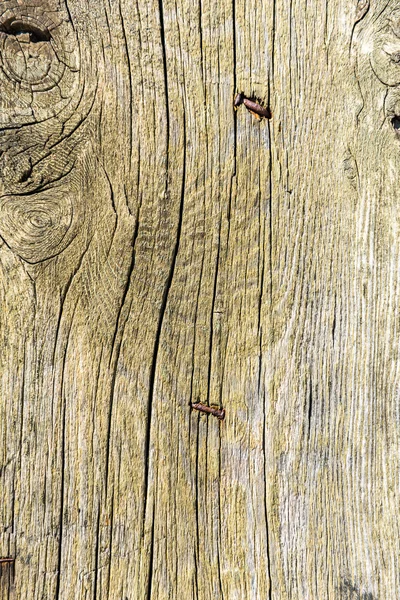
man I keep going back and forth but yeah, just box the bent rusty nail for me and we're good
[191,402,225,420]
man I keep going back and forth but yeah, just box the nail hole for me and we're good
[0,19,50,42]
[392,116,400,132]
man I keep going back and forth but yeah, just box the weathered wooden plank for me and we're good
[0,0,398,598]
[268,1,400,598]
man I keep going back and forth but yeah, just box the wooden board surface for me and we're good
[0,0,398,598]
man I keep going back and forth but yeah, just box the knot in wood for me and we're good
[0,13,64,92]
[0,2,80,125]
[0,190,75,263]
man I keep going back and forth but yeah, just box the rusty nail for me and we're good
[233,92,271,119]
[191,402,225,420]
[243,98,271,119]
[234,92,244,107]
[0,558,14,564]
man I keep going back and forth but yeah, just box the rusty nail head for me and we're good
[234,92,244,107]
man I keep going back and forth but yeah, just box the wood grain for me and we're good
[0,0,397,598]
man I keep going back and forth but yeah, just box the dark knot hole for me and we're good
[0,19,50,42]
[391,115,400,132]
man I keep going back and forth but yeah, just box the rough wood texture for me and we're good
[0,0,397,598]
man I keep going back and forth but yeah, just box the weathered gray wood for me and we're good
[0,0,397,598]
